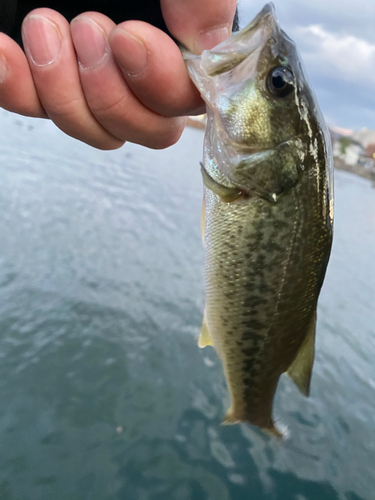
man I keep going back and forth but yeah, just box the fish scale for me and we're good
[184,3,333,435]
[205,189,301,423]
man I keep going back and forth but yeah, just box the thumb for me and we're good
[160,0,238,54]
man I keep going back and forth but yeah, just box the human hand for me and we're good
[0,0,237,150]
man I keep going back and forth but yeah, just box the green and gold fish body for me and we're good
[184,3,333,434]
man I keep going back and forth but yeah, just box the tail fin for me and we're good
[222,409,288,439]
[263,423,287,439]
[222,408,239,425]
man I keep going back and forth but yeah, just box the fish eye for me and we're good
[266,67,295,98]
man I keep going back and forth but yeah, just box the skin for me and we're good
[0,0,237,149]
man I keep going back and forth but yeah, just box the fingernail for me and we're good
[71,17,108,69]
[22,15,62,66]
[195,25,230,54]
[0,54,8,83]
[112,28,147,77]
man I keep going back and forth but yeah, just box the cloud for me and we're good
[293,24,375,88]
[237,1,375,129]
[238,0,375,44]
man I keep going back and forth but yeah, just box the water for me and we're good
[0,109,374,500]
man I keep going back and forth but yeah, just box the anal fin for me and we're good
[198,310,214,348]
[287,311,316,397]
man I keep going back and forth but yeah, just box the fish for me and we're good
[183,3,334,436]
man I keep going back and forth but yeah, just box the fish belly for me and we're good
[204,180,331,430]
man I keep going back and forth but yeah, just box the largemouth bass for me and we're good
[184,3,334,435]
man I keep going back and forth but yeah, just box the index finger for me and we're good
[161,0,238,54]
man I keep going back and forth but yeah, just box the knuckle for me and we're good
[146,120,185,149]
[88,93,128,117]
[45,95,84,119]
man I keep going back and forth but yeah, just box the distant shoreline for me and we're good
[334,157,375,183]
[186,119,375,185]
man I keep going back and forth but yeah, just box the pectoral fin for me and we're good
[200,163,242,203]
[201,198,206,245]
[287,312,316,397]
[198,311,214,348]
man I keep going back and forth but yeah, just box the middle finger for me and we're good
[70,12,186,149]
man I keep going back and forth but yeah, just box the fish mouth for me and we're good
[243,2,278,33]
[221,2,279,51]
[183,3,280,79]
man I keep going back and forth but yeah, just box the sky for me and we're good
[237,0,375,132]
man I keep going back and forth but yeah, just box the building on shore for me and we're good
[186,119,375,181]
[330,128,375,181]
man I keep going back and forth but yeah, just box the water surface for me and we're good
[0,110,374,500]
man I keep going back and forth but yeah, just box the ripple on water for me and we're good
[0,112,374,499]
